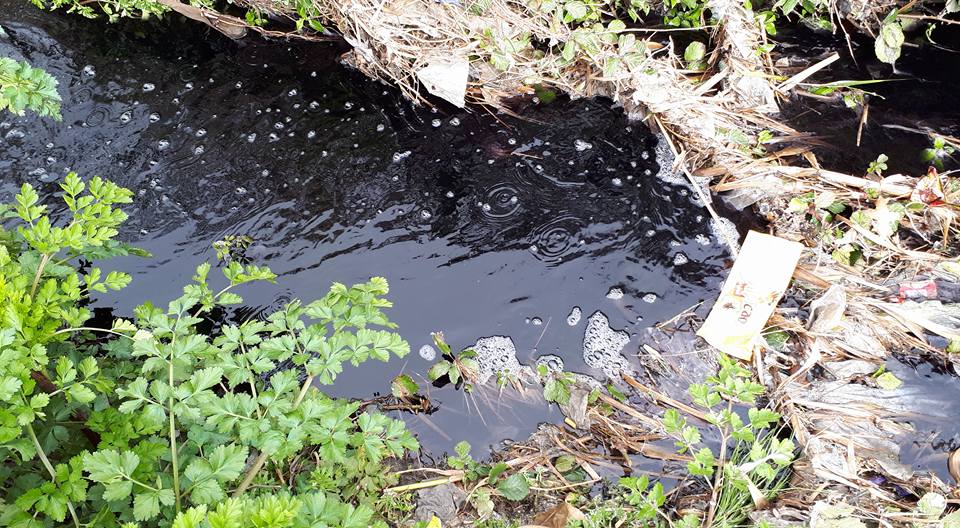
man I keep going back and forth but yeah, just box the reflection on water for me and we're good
[0,4,729,454]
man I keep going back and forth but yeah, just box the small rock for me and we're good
[414,483,466,525]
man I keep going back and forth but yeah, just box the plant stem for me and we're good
[168,357,181,511]
[29,253,51,297]
[26,423,81,528]
[233,374,315,497]
[705,407,731,528]
[51,327,133,339]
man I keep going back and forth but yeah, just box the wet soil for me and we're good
[0,2,730,455]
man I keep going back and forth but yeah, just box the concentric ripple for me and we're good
[529,214,580,262]
[479,182,521,221]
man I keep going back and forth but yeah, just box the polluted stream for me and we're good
[5,2,728,462]
[5,0,960,485]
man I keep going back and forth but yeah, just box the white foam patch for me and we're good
[535,354,564,373]
[566,306,582,326]
[710,216,741,254]
[582,311,633,379]
[472,335,528,384]
[653,139,710,206]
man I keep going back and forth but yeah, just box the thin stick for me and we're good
[777,53,840,93]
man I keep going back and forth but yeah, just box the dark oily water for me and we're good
[0,3,729,454]
[886,357,960,483]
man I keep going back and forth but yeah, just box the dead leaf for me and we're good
[532,503,586,528]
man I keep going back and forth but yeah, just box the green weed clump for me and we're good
[0,57,62,120]
[0,174,419,527]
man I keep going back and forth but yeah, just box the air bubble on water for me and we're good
[310,71,317,77]
[507,138,517,146]
[119,111,132,124]
[235,82,242,89]
[582,311,632,378]
[531,317,543,326]
[418,345,437,361]
[449,117,460,126]
[246,133,257,143]
[529,245,539,253]
[142,83,156,92]
[288,89,298,97]
[392,150,411,163]
[376,124,385,132]
[391,175,399,182]
[157,139,170,150]
[673,252,689,266]
[82,65,96,76]
[274,122,284,130]
[481,203,492,212]
[606,287,624,300]
[306,130,316,139]
[642,293,657,303]
[487,159,494,165]
[194,146,204,155]
[343,101,353,109]
[261,170,269,177]
[195,128,206,137]
[235,187,247,195]
[185,82,194,90]
[268,133,279,142]
[695,233,711,246]
[611,177,623,187]
[566,306,582,326]
[420,209,432,220]
[574,139,592,151]
[640,150,650,160]
[645,229,656,237]
[431,119,441,128]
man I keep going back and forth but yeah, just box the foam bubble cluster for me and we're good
[472,335,528,384]
[582,311,632,378]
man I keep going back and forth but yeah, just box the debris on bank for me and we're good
[231,0,959,522]
[48,0,960,522]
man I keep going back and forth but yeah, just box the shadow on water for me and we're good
[0,2,731,455]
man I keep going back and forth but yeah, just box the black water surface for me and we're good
[0,2,729,454]
[777,24,960,176]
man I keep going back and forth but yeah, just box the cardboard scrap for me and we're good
[697,231,803,360]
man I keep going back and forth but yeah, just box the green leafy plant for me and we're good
[0,175,421,527]
[662,354,793,527]
[445,441,530,519]
[537,364,575,405]
[683,41,707,72]
[426,332,478,391]
[921,136,956,170]
[867,154,889,177]
[663,0,707,27]
[0,57,62,119]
